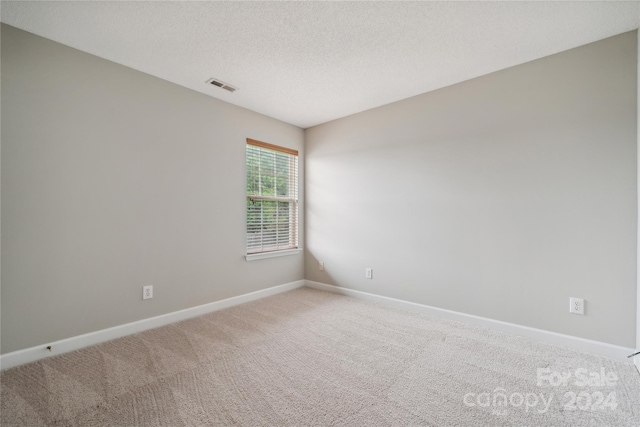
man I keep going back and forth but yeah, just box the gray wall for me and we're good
[2,23,637,354]
[637,28,640,357]
[305,31,638,347]
[1,24,304,354]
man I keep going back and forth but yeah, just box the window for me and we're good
[246,138,299,256]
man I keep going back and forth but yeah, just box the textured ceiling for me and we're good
[2,1,639,128]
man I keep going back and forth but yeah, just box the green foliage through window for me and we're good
[246,142,298,253]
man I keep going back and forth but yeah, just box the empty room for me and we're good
[2,1,640,426]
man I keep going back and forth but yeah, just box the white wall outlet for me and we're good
[143,285,153,300]
[319,261,324,271]
[365,268,373,279]
[569,297,584,315]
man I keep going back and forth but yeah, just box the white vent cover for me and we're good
[206,78,237,93]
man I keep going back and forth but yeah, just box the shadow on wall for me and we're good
[305,250,340,287]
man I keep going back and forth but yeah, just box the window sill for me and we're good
[245,249,302,261]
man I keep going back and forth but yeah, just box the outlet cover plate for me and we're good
[569,297,584,315]
[365,268,373,279]
[143,285,153,300]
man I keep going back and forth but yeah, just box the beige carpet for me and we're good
[1,287,639,426]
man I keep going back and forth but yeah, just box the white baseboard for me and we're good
[3,279,632,370]
[0,280,305,371]
[305,280,635,363]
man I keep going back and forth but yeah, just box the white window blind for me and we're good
[246,138,299,254]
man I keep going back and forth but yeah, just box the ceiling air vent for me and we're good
[206,78,237,93]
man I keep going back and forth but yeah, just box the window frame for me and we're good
[245,138,300,260]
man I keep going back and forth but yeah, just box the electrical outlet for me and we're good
[365,268,373,279]
[319,261,324,271]
[569,297,584,315]
[143,285,153,300]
